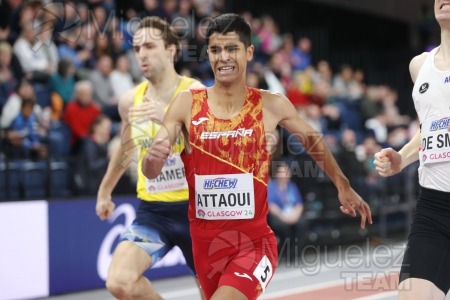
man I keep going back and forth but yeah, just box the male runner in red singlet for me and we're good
[143,13,372,300]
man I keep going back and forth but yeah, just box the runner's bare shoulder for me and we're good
[410,52,428,83]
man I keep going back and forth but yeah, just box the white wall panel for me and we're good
[0,201,49,300]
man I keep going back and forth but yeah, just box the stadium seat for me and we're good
[49,160,69,198]
[7,160,22,200]
[0,161,6,200]
[22,160,48,199]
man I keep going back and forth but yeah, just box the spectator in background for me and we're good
[91,5,108,31]
[49,59,76,122]
[93,34,113,63]
[352,68,367,98]
[138,0,166,20]
[300,104,323,132]
[7,100,48,159]
[1,80,41,129]
[243,13,263,59]
[387,126,409,151]
[286,70,313,107]
[13,18,59,108]
[93,33,125,64]
[278,33,295,68]
[268,162,308,258]
[62,1,79,27]
[0,41,22,111]
[110,55,134,99]
[291,37,312,71]
[332,64,359,100]
[308,78,331,107]
[18,1,42,28]
[76,2,89,26]
[13,22,58,84]
[62,80,101,152]
[266,55,290,94]
[360,85,384,124]
[109,30,126,62]
[313,60,333,84]
[172,0,195,39]
[186,20,209,79]
[118,8,137,52]
[58,31,92,71]
[246,70,267,89]
[50,59,75,104]
[355,136,383,203]
[258,15,283,57]
[88,54,118,121]
[365,105,397,145]
[75,114,111,195]
[160,0,178,23]
[34,26,59,73]
[336,129,366,196]
[0,0,24,43]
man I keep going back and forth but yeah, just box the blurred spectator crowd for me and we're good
[0,0,418,209]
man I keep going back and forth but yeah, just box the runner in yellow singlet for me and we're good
[96,16,204,300]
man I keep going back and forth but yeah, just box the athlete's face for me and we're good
[435,0,450,25]
[133,27,176,80]
[208,31,254,85]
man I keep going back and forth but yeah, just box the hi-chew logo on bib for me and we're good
[429,117,450,131]
[195,173,255,220]
[204,178,238,189]
[420,116,450,164]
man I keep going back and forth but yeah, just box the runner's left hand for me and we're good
[338,187,372,229]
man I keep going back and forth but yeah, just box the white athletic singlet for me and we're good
[412,46,450,191]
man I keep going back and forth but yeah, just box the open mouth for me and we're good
[218,66,235,75]
[218,66,235,71]
[440,3,450,10]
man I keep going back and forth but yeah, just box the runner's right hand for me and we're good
[96,194,116,221]
[147,139,172,162]
[374,148,402,177]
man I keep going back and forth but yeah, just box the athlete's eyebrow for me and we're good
[209,45,221,51]
[224,44,239,51]
[209,44,240,52]
[133,42,156,48]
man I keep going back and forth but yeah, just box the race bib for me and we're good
[145,155,188,192]
[420,116,450,165]
[195,173,255,220]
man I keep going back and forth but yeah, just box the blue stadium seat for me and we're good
[49,160,69,198]
[0,161,6,200]
[22,160,48,199]
[48,121,71,158]
[7,160,22,200]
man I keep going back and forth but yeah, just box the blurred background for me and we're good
[0,0,439,299]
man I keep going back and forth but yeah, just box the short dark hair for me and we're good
[206,13,252,48]
[58,59,73,78]
[21,99,34,110]
[137,16,181,61]
[89,114,110,134]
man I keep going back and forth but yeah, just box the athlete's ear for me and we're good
[246,45,254,62]
[167,44,177,62]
